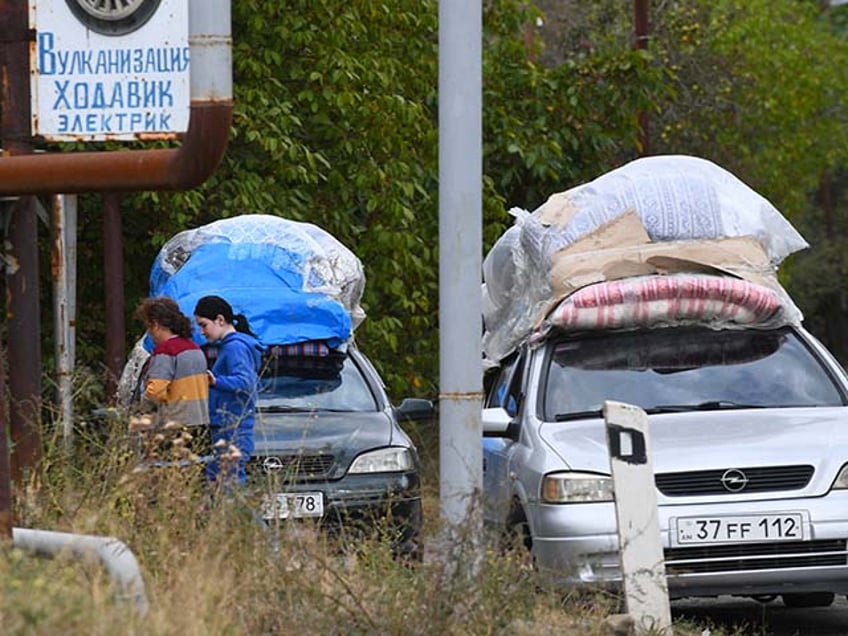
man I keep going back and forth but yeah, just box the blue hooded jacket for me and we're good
[209,331,264,433]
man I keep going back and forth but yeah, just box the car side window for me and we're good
[485,353,517,408]
[501,348,527,417]
[486,366,511,408]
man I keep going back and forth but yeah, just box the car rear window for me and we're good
[258,351,378,413]
[542,326,845,421]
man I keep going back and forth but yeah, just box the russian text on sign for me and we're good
[38,33,190,76]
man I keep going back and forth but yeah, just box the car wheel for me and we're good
[781,592,835,608]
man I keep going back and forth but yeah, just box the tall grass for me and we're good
[0,416,730,635]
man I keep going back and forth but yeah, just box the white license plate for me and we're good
[673,512,805,545]
[261,492,324,519]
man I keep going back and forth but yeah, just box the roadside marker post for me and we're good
[604,400,672,635]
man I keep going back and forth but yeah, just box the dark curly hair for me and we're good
[134,296,194,339]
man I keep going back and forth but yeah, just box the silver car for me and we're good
[482,324,848,607]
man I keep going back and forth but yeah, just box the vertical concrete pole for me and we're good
[103,193,125,404]
[604,400,671,635]
[438,1,483,536]
[1,0,42,481]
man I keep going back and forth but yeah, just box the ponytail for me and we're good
[194,295,257,338]
[233,313,257,338]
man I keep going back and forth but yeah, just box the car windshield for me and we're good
[258,353,378,412]
[542,326,845,421]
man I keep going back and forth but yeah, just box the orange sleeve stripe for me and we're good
[145,378,170,403]
[167,374,209,402]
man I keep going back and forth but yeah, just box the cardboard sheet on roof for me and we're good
[545,210,784,318]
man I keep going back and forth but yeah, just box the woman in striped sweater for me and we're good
[134,297,210,460]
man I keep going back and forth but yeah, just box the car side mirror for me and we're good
[396,398,435,422]
[482,406,519,440]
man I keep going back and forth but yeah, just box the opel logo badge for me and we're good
[262,456,284,473]
[720,468,749,493]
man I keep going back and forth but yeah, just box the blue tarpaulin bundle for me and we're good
[149,214,366,349]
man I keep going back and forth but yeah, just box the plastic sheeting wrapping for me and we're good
[482,155,809,363]
[150,214,366,349]
[118,214,367,406]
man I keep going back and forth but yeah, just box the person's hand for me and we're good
[128,414,154,432]
[207,370,216,386]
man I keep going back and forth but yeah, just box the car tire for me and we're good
[781,592,835,608]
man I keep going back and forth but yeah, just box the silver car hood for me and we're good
[539,406,848,477]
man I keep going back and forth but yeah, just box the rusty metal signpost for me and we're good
[30,0,191,142]
[0,0,232,540]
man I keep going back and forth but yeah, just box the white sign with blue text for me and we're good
[29,0,190,141]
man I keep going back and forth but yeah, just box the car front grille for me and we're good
[665,539,847,574]
[655,465,814,496]
[251,453,336,479]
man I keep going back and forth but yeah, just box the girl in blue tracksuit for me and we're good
[194,295,264,487]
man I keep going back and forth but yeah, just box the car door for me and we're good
[482,349,525,527]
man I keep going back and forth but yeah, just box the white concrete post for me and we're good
[604,400,672,635]
[438,0,483,537]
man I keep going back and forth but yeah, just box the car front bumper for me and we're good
[529,492,848,598]
[249,470,422,548]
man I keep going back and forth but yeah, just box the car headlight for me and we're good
[832,464,848,490]
[542,472,614,503]
[349,447,414,474]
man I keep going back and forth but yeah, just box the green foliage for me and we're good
[644,0,848,359]
[76,0,848,399]
[534,0,848,361]
[648,0,848,217]
[483,1,670,213]
[62,0,663,401]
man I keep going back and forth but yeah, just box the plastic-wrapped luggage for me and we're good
[482,155,809,363]
[118,214,365,406]
[150,214,366,349]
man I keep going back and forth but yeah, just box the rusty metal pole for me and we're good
[51,194,76,443]
[103,193,125,403]
[0,12,16,540]
[634,0,650,156]
[0,323,11,539]
[1,0,42,483]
